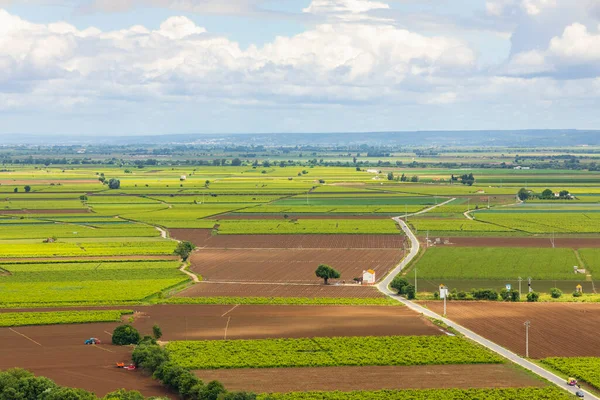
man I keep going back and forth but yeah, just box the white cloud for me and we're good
[549,23,600,62]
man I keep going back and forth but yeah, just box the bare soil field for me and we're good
[189,248,403,283]
[0,324,171,398]
[0,209,89,214]
[423,301,600,358]
[421,237,600,248]
[195,364,544,393]
[0,304,441,397]
[176,282,384,298]
[170,229,405,249]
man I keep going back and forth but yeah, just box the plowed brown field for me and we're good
[176,282,384,298]
[189,248,402,283]
[170,229,405,249]
[423,301,600,358]
[0,304,440,397]
[195,364,544,393]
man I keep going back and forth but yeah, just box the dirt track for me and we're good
[195,364,544,392]
[170,229,405,249]
[421,237,600,248]
[176,282,384,298]
[189,248,403,283]
[423,301,600,358]
[0,304,440,397]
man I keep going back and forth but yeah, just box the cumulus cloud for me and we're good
[0,2,477,111]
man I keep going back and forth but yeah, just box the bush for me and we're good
[153,324,163,340]
[526,292,540,302]
[390,276,409,295]
[471,289,499,301]
[112,324,141,346]
[405,284,416,300]
[550,288,563,299]
[573,290,583,297]
[132,341,169,372]
[457,291,467,300]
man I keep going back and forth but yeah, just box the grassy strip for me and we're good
[162,296,399,306]
[257,387,573,400]
[167,336,503,369]
[0,309,133,327]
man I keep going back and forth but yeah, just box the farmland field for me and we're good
[413,247,581,280]
[542,357,600,390]
[167,335,502,369]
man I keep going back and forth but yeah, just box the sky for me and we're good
[1,0,600,135]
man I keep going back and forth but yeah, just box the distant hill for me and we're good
[1,130,599,147]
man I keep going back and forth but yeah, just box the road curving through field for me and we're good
[378,217,599,400]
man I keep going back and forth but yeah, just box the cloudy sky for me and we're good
[1,0,599,135]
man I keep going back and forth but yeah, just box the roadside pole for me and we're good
[524,321,531,358]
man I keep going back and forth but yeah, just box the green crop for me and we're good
[414,247,580,280]
[167,336,502,370]
[0,310,133,327]
[257,388,573,400]
[542,357,600,390]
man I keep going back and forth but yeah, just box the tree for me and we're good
[387,172,394,181]
[24,185,31,193]
[517,188,529,201]
[231,158,242,166]
[559,190,570,198]
[174,241,196,261]
[153,324,163,340]
[315,264,341,285]
[405,284,416,299]
[102,389,146,400]
[112,324,141,345]
[13,187,17,193]
[79,195,88,201]
[132,341,169,372]
[43,387,97,400]
[541,188,554,199]
[108,178,121,189]
[410,175,419,183]
[550,288,563,299]
[390,276,409,294]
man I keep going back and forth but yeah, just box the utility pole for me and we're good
[443,294,447,317]
[524,320,531,358]
[415,267,417,295]
[518,276,522,298]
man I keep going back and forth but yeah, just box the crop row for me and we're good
[0,224,160,240]
[0,241,177,257]
[0,309,133,327]
[167,336,503,370]
[408,219,514,232]
[414,247,581,280]
[257,388,572,400]
[215,219,401,235]
[474,212,600,233]
[163,297,398,306]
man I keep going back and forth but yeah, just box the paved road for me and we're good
[378,218,596,399]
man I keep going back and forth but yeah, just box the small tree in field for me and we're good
[315,264,340,285]
[108,178,121,189]
[24,185,31,193]
[174,241,196,261]
[112,324,141,345]
[153,324,163,340]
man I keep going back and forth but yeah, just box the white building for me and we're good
[362,269,376,284]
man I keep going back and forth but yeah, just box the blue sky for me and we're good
[1,0,599,135]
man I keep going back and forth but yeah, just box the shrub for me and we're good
[153,324,163,340]
[112,324,141,346]
[390,276,409,295]
[405,284,416,300]
[526,292,540,302]
[457,291,467,300]
[471,289,499,301]
[573,290,583,297]
[132,341,169,372]
[550,288,563,299]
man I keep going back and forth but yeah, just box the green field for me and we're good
[215,219,401,234]
[542,357,600,390]
[0,260,188,305]
[0,309,133,327]
[258,388,572,400]
[167,336,502,370]
[413,247,581,280]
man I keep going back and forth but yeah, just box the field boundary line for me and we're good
[377,216,600,400]
[221,304,240,317]
[9,328,42,346]
[92,344,115,353]
[224,316,232,340]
